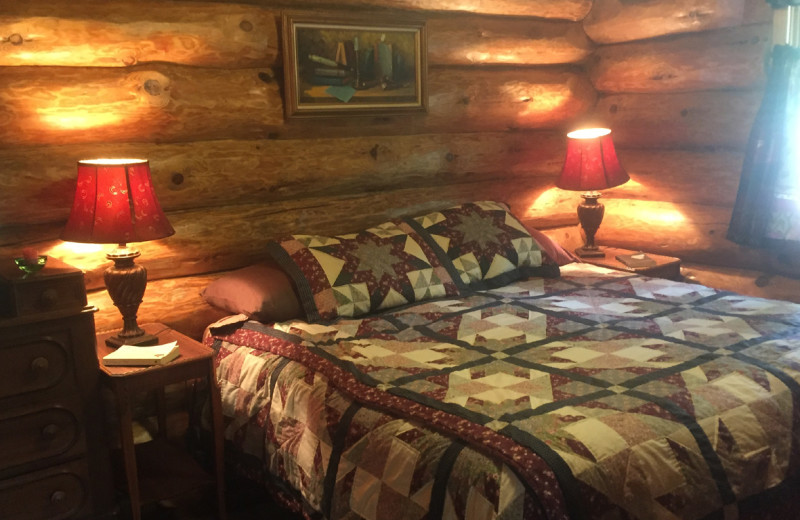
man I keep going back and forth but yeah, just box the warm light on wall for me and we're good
[632,206,686,224]
[37,108,124,130]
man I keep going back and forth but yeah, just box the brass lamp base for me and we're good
[105,331,159,348]
[574,246,606,258]
[104,244,159,348]
[575,191,607,258]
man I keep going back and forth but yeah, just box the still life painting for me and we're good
[282,12,427,117]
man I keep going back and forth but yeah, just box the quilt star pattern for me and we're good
[410,201,551,288]
[267,220,461,321]
[208,264,800,520]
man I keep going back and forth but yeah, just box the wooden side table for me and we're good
[581,247,682,280]
[96,323,226,520]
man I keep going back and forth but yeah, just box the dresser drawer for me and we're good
[0,336,69,400]
[0,406,82,472]
[0,460,91,520]
[0,258,86,318]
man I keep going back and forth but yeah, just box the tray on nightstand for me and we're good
[0,257,87,318]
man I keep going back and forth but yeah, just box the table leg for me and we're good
[116,385,141,520]
[155,387,167,439]
[208,361,227,520]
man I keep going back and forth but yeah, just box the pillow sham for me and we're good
[267,220,461,322]
[408,201,560,289]
[201,261,304,323]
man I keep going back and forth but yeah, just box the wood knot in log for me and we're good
[144,79,162,96]
[6,33,24,46]
[445,152,456,162]
[682,9,712,23]
[171,173,184,186]
[130,71,171,107]
[240,20,254,32]
[369,144,379,160]
[650,71,677,81]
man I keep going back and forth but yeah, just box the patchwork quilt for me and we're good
[207,264,800,520]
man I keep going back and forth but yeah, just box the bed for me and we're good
[201,201,800,520]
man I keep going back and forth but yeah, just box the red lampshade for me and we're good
[556,128,629,191]
[62,159,174,244]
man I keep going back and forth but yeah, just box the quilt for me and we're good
[207,263,800,520]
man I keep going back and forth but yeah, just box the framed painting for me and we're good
[282,12,427,118]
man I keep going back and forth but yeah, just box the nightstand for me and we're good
[581,247,682,280]
[95,323,226,520]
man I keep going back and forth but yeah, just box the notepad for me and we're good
[615,252,657,269]
[102,341,180,366]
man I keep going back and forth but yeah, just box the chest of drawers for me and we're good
[0,264,113,520]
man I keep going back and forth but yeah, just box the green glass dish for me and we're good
[15,255,47,274]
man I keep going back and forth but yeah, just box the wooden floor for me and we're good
[121,477,304,520]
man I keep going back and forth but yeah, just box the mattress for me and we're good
[205,263,800,520]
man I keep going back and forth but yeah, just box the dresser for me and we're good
[0,258,114,520]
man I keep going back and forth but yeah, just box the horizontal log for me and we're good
[5,179,560,291]
[589,23,770,93]
[428,16,592,66]
[590,90,762,149]
[276,67,596,139]
[2,6,592,69]
[0,3,279,68]
[0,131,566,226]
[613,148,743,207]
[424,67,596,133]
[0,65,594,147]
[584,0,772,44]
[0,65,283,147]
[176,0,592,20]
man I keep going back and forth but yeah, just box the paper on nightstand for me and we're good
[102,341,180,366]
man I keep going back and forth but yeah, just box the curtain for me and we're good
[726,45,800,249]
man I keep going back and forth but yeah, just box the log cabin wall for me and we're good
[0,0,789,339]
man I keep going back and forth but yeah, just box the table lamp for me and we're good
[556,128,629,258]
[62,159,174,347]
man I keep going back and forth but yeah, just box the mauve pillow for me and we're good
[528,228,578,266]
[201,261,303,323]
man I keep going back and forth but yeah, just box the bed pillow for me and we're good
[528,227,578,266]
[408,201,560,289]
[201,261,304,323]
[267,220,461,322]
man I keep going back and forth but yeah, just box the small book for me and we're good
[311,75,352,86]
[314,67,348,78]
[102,341,180,367]
[615,252,657,269]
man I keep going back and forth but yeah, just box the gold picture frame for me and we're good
[282,11,427,118]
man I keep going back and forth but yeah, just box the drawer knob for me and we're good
[41,423,60,439]
[39,288,59,309]
[30,356,49,375]
[50,490,67,505]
